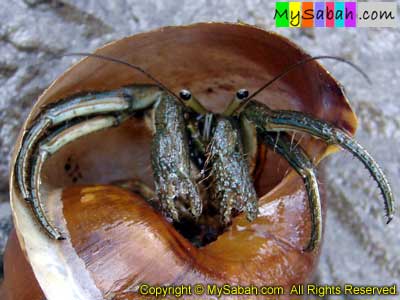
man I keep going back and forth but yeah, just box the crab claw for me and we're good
[207,118,258,224]
[151,93,202,221]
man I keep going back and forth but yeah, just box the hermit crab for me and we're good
[2,23,394,300]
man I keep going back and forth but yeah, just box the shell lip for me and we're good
[16,21,357,132]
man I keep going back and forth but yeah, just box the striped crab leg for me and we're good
[16,85,162,201]
[15,85,163,239]
[258,130,321,251]
[29,115,129,239]
[227,89,322,250]
[243,100,395,223]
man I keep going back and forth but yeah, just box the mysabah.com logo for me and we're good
[274,2,397,28]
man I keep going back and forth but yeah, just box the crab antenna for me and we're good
[234,55,371,114]
[63,52,183,104]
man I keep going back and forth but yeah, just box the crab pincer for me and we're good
[151,93,202,220]
[207,117,258,224]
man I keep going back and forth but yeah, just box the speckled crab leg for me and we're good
[206,117,258,223]
[16,85,162,202]
[243,100,395,223]
[259,130,321,252]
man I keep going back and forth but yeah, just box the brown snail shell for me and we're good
[2,23,357,300]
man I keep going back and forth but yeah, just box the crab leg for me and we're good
[151,94,202,221]
[16,85,162,203]
[243,101,395,223]
[30,115,129,239]
[15,85,164,239]
[259,130,321,251]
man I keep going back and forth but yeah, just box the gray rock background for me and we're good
[0,0,399,298]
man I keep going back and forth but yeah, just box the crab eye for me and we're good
[236,89,249,100]
[179,89,192,101]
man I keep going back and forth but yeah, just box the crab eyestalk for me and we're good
[222,89,249,117]
[179,89,208,115]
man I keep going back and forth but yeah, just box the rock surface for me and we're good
[0,0,399,297]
